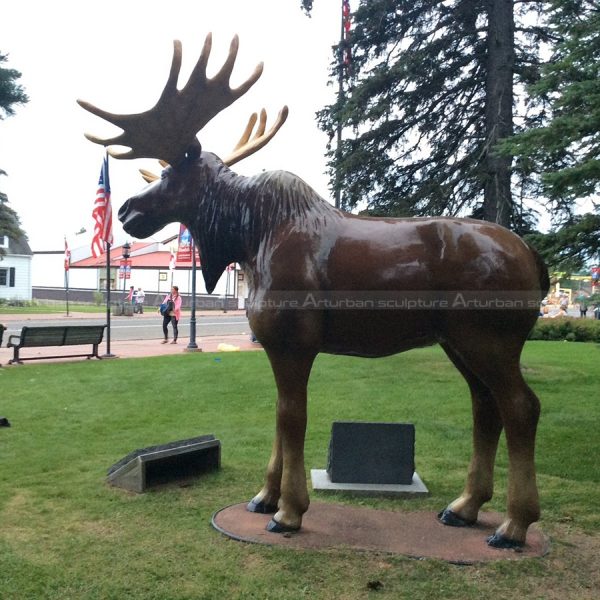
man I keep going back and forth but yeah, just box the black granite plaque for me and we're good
[326,422,415,484]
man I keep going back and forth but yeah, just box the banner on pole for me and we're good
[176,224,192,262]
[64,237,71,271]
[119,259,131,280]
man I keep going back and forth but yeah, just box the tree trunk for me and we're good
[483,0,514,228]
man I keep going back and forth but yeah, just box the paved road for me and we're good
[1,312,252,342]
[2,306,593,343]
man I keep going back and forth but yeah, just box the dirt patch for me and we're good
[531,528,600,599]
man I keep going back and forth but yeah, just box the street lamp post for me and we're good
[186,239,201,352]
[122,241,131,314]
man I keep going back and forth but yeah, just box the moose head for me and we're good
[77,33,288,258]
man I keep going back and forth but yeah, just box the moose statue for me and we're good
[79,34,548,549]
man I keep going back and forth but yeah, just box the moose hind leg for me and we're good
[441,338,540,548]
[439,343,503,528]
[487,372,540,548]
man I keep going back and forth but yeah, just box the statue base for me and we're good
[310,469,429,497]
[211,502,549,563]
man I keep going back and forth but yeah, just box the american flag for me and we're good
[342,0,352,75]
[91,155,113,258]
[64,237,71,271]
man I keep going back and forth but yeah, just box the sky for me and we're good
[0,1,342,255]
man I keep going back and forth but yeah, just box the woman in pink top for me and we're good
[160,285,183,343]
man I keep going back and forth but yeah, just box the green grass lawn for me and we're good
[0,303,105,315]
[0,303,195,315]
[1,342,598,599]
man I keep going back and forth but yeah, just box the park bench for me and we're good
[7,325,106,365]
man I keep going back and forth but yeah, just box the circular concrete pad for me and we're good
[212,502,549,563]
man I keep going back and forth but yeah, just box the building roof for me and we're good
[70,242,201,270]
[5,234,32,256]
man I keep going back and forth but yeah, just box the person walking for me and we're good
[134,287,145,314]
[160,285,182,344]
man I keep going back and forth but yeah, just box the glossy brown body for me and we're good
[119,152,548,547]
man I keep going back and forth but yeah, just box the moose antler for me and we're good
[139,168,159,184]
[223,105,289,167]
[138,106,289,182]
[77,34,264,166]
[139,160,170,184]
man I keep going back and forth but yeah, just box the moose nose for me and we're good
[118,199,130,221]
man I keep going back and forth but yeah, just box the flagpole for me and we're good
[103,240,116,358]
[64,235,70,317]
[224,266,230,313]
[65,262,70,317]
[335,0,352,209]
[101,151,116,358]
[335,0,345,209]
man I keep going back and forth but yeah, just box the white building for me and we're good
[32,238,248,308]
[0,233,33,301]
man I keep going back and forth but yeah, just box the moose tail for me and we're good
[527,242,550,299]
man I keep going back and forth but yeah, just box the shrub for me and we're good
[529,317,600,342]
[7,297,31,307]
[93,291,104,305]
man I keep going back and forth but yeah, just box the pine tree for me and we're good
[0,170,26,248]
[0,51,29,254]
[316,0,550,231]
[0,52,28,119]
[524,213,600,272]
[505,0,600,210]
[501,1,600,271]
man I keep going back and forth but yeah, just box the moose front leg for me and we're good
[247,434,282,514]
[249,352,315,533]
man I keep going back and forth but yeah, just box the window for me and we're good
[0,235,8,249]
[0,267,15,287]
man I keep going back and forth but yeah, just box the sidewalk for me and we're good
[0,310,263,365]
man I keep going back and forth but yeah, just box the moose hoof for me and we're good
[266,518,300,534]
[438,508,476,528]
[246,499,278,514]
[487,532,524,550]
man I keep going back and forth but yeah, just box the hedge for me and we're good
[529,316,600,342]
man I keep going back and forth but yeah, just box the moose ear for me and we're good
[172,140,201,170]
[185,141,202,161]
